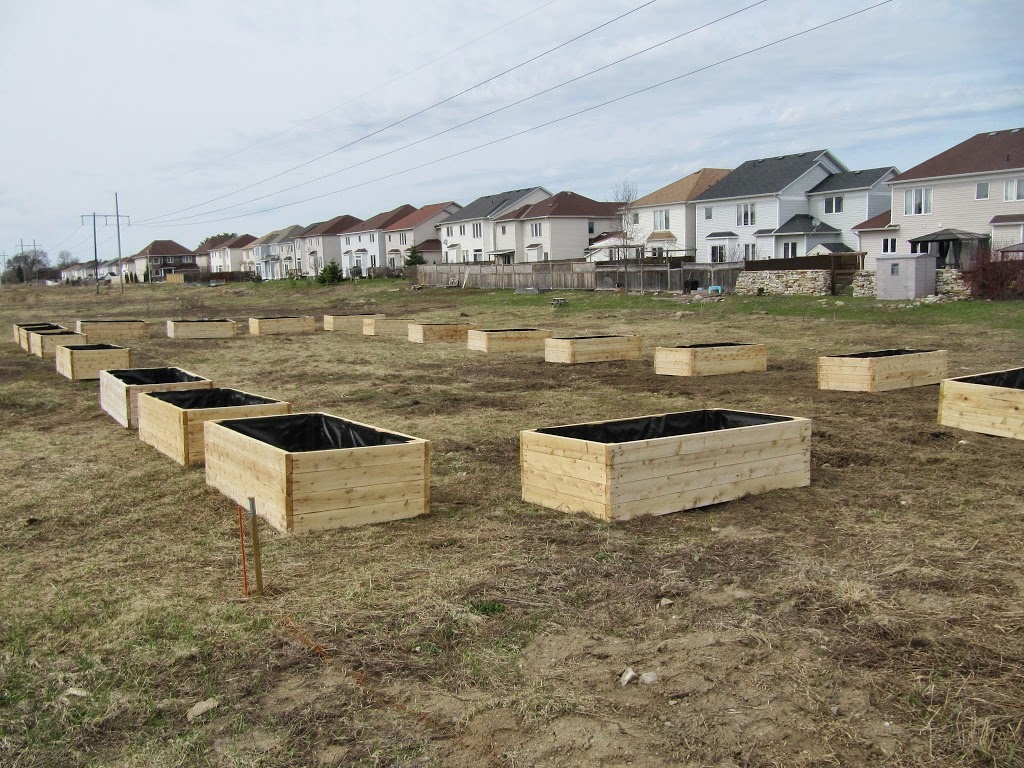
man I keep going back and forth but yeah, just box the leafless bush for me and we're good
[963,244,1024,300]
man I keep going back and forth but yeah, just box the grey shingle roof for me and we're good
[773,214,840,235]
[807,167,896,194]
[813,241,856,253]
[694,150,836,201]
[706,231,738,238]
[440,187,549,224]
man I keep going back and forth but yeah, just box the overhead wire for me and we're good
[136,0,892,229]
[144,0,770,225]
[137,0,659,224]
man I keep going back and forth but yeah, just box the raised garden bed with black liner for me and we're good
[938,366,1024,440]
[100,367,212,429]
[818,348,947,392]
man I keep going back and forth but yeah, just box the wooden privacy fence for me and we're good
[414,261,742,293]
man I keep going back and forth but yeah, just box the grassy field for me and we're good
[1,280,1022,767]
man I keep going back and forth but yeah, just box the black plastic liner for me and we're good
[554,335,622,340]
[253,315,303,319]
[36,330,81,336]
[537,409,793,444]
[78,318,144,323]
[481,328,540,332]
[220,413,412,452]
[334,312,382,316]
[671,342,752,348]
[956,368,1024,390]
[62,344,124,351]
[19,323,63,331]
[826,349,935,358]
[106,368,205,385]
[146,388,278,409]
[171,318,232,323]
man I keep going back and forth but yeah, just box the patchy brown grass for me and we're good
[1,281,1022,767]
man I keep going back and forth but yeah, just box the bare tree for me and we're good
[612,180,640,261]
[9,249,49,280]
[56,250,74,268]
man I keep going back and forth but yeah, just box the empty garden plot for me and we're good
[99,367,212,429]
[817,348,948,392]
[654,342,767,376]
[74,319,149,341]
[248,316,316,335]
[544,334,643,364]
[55,343,131,381]
[938,366,1024,440]
[467,328,552,353]
[166,319,238,338]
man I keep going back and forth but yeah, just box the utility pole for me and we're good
[0,252,6,289]
[81,205,130,296]
[115,193,125,297]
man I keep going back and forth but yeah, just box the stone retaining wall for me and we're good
[852,270,876,298]
[936,268,971,299]
[734,270,831,296]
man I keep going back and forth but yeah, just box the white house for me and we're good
[436,187,551,263]
[129,239,199,280]
[338,204,416,276]
[245,226,305,279]
[693,150,896,263]
[60,262,97,282]
[383,202,462,266]
[627,168,731,259]
[294,215,362,276]
[491,191,619,263]
[208,234,256,273]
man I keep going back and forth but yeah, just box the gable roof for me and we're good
[340,204,417,234]
[305,215,363,237]
[497,190,620,220]
[808,167,898,194]
[853,210,897,231]
[440,187,549,224]
[385,202,460,232]
[217,234,256,249]
[893,128,1024,182]
[694,150,840,201]
[133,240,194,257]
[193,235,233,254]
[635,168,732,207]
[773,214,840,235]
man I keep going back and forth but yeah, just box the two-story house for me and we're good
[294,215,362,276]
[693,151,896,263]
[627,168,731,260]
[383,202,462,266]
[208,234,257,273]
[337,204,416,276]
[855,128,1024,269]
[245,226,305,279]
[437,187,551,263]
[129,240,198,280]
[491,191,620,263]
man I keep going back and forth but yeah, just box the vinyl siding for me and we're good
[695,195,778,262]
[633,202,692,254]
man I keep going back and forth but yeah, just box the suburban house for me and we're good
[129,240,198,280]
[437,187,551,263]
[856,127,1024,269]
[693,151,896,263]
[244,226,305,279]
[294,215,362,277]
[192,235,234,272]
[383,202,462,266]
[208,234,257,273]
[623,168,731,260]
[60,262,97,282]
[338,204,417,276]
[491,191,620,263]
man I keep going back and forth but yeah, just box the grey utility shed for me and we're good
[876,254,936,300]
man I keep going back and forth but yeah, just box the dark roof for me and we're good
[295,222,322,237]
[753,228,775,235]
[497,190,618,220]
[341,204,416,233]
[706,231,738,238]
[440,187,548,224]
[774,214,840,235]
[908,229,989,243]
[386,202,460,231]
[634,168,731,206]
[999,242,1024,253]
[416,238,442,252]
[694,150,838,201]
[495,204,532,221]
[133,240,194,257]
[808,167,897,193]
[193,235,233,254]
[222,234,256,249]
[991,213,1024,224]
[893,128,1024,182]
[306,215,362,237]
[813,242,856,253]
[853,210,896,231]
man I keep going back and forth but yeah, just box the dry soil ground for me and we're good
[1,281,1022,768]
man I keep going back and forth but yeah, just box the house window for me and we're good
[462,249,468,262]
[653,210,670,230]
[911,242,929,254]
[500,225,506,235]
[783,241,798,258]
[459,225,466,236]
[890,263,900,276]
[588,221,594,234]
[182,255,194,263]
[472,222,482,238]
[651,246,664,258]
[355,256,362,267]
[369,233,375,242]
[631,213,639,225]
[543,252,549,261]
[446,226,453,237]
[736,203,756,226]
[387,234,392,242]
[399,232,407,245]
[882,237,897,253]
[710,245,726,262]
[1005,178,1024,201]
[904,187,933,215]
[389,257,395,268]
[824,196,844,214]
[345,237,350,245]
[473,249,482,262]
[370,254,377,267]
[704,207,713,220]
[976,182,989,200]
[530,222,543,237]
[358,235,362,243]
[744,243,757,259]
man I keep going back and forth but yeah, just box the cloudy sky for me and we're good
[1,0,1022,262]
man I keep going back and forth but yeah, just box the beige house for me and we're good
[129,240,199,280]
[437,187,551,263]
[491,191,619,263]
[208,234,256,273]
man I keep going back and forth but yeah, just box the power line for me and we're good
[139,0,891,229]
[175,0,563,175]
[145,0,770,226]
[137,0,658,224]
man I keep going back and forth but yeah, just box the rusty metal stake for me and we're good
[248,497,263,597]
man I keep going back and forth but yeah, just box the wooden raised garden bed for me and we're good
[99,367,212,429]
[521,409,811,522]
[937,367,1024,440]
[408,322,480,344]
[467,328,553,353]
[166,319,238,339]
[248,316,316,335]
[817,349,948,392]
[55,343,131,381]
[14,323,64,349]
[362,317,413,337]
[204,412,430,533]
[545,335,643,364]
[655,343,767,377]
[75,319,149,341]
[29,329,89,358]
[324,313,385,332]
[138,388,292,466]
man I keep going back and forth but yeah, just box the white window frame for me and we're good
[976,181,989,200]
[399,232,407,245]
[736,203,756,227]
[500,225,506,235]
[704,207,713,220]
[530,222,543,237]
[783,241,798,258]
[904,187,933,215]
[1005,178,1024,201]
[710,244,726,263]
[653,209,670,230]
[446,226,453,237]
[472,222,482,238]
[882,237,897,253]
[459,225,466,236]
[743,243,757,260]
[824,196,844,214]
